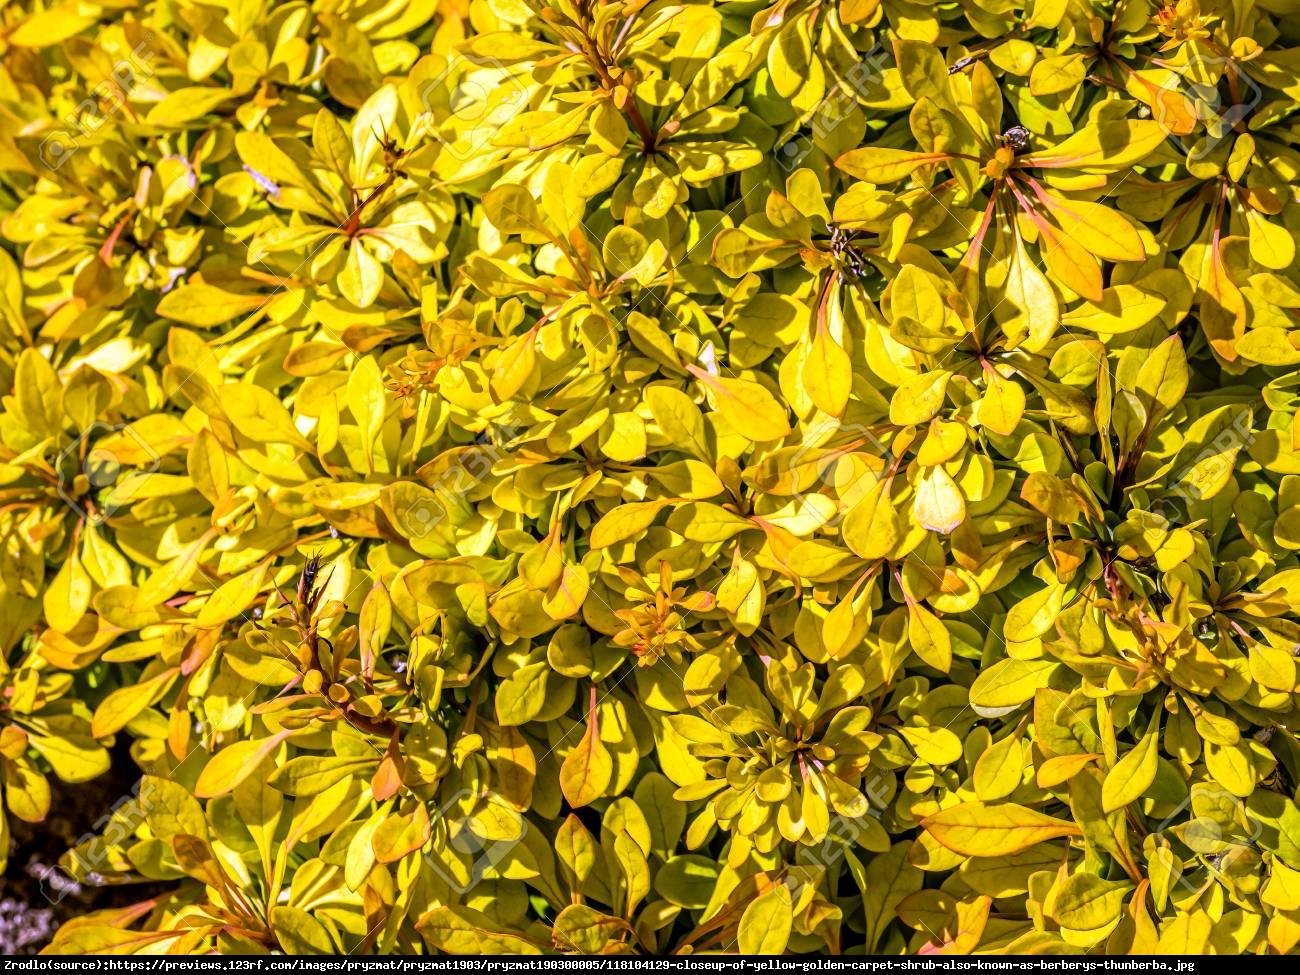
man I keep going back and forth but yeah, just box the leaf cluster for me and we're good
[2,0,1300,957]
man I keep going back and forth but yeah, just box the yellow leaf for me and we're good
[339,241,384,309]
[1046,873,1130,931]
[1020,472,1082,523]
[491,328,539,400]
[1101,712,1160,813]
[417,907,545,955]
[839,0,879,24]
[220,383,313,449]
[9,5,97,47]
[1134,334,1189,419]
[923,801,1081,856]
[146,88,237,127]
[590,501,670,548]
[703,372,792,442]
[907,603,952,672]
[974,734,1025,801]
[1204,739,1255,798]
[1002,231,1059,352]
[1044,194,1147,263]
[1004,583,1065,642]
[836,147,953,183]
[1029,53,1085,96]
[890,370,950,426]
[901,725,963,765]
[43,546,91,634]
[196,561,270,629]
[804,326,852,417]
[980,369,1026,437]
[560,710,612,808]
[738,883,793,954]
[92,668,180,738]
[1199,242,1246,361]
[133,533,213,611]
[916,419,967,466]
[1023,120,1167,173]
[156,283,267,328]
[195,731,292,799]
[1037,217,1103,302]
[842,478,900,559]
[1036,753,1100,789]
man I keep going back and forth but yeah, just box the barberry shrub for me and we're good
[2,0,1300,956]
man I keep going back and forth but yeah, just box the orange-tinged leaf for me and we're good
[560,697,612,808]
[1042,193,1147,263]
[1199,241,1246,361]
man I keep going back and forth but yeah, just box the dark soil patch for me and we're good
[1,739,169,954]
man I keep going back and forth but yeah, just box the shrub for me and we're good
[2,0,1300,957]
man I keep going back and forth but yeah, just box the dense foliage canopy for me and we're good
[3,0,1300,956]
